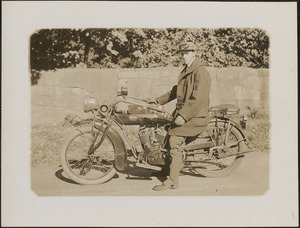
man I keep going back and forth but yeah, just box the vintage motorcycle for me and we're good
[60,86,253,185]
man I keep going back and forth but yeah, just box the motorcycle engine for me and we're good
[138,126,168,166]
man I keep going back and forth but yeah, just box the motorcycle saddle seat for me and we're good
[210,104,240,115]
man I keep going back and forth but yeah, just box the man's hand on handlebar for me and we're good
[175,115,185,126]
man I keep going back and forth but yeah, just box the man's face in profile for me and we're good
[181,51,196,66]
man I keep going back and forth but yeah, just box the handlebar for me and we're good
[115,92,165,113]
[117,92,149,102]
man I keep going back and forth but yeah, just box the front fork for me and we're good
[85,111,114,156]
[84,113,139,162]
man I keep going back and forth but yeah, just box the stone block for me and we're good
[31,67,269,124]
[38,68,119,97]
[31,104,92,125]
[31,90,53,107]
[51,87,89,110]
[258,68,269,77]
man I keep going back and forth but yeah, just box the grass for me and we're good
[31,122,75,167]
[31,114,270,167]
[244,113,270,152]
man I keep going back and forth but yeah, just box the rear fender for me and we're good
[209,117,248,141]
[74,119,127,172]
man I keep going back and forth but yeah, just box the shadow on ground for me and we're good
[55,160,209,185]
[55,167,120,185]
[54,161,176,184]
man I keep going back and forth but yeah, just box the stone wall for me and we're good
[31,67,269,125]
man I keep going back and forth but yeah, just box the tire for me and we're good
[60,125,118,185]
[184,121,246,178]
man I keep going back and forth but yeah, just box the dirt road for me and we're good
[31,151,269,196]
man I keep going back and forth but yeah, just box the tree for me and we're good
[30,28,270,71]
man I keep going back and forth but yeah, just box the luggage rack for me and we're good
[210,104,240,116]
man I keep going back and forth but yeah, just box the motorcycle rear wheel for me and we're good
[184,121,246,178]
[60,125,117,185]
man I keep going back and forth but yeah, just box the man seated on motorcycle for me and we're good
[149,41,211,191]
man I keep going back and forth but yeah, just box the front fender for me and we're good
[73,119,127,172]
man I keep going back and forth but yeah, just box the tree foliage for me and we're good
[30,28,269,71]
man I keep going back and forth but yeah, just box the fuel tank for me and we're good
[114,104,173,125]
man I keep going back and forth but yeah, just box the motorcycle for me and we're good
[60,85,253,185]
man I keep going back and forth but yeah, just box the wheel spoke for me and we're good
[93,164,111,173]
[63,127,116,181]
[183,121,245,177]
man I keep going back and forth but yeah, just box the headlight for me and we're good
[84,95,99,112]
[100,105,109,113]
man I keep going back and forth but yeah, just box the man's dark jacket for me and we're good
[156,58,211,136]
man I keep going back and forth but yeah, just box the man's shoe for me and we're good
[153,183,170,191]
[153,183,178,191]
[170,184,178,189]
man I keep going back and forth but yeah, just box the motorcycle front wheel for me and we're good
[183,121,246,178]
[60,125,117,185]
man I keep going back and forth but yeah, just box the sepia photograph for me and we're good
[30,28,270,196]
[2,1,298,227]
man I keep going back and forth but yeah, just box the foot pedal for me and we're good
[135,162,162,171]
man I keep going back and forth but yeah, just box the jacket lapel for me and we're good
[178,58,203,83]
